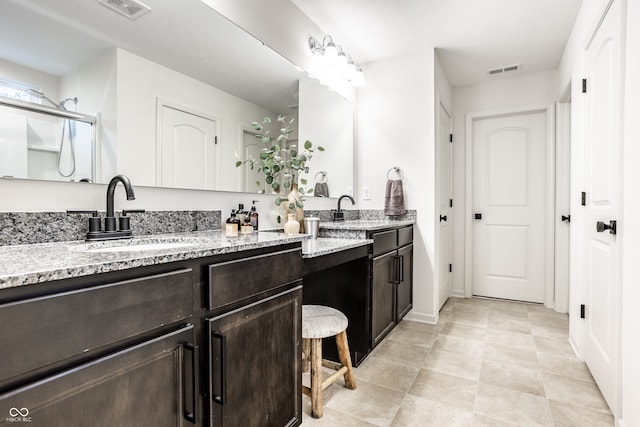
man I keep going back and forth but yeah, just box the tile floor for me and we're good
[301,297,614,426]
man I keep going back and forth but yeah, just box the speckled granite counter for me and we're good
[318,219,415,239]
[0,231,308,290]
[301,237,373,258]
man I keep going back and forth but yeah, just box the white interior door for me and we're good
[159,105,217,190]
[472,111,547,303]
[438,104,452,309]
[582,0,621,415]
[555,101,571,313]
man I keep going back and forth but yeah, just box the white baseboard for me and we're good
[451,289,465,298]
[568,336,583,361]
[403,310,439,325]
[617,419,626,427]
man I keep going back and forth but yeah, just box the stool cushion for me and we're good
[302,305,348,339]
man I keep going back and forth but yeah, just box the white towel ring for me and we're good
[314,170,328,183]
[387,166,403,180]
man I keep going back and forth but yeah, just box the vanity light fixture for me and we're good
[308,36,365,86]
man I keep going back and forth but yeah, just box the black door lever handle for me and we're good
[596,220,617,235]
[439,215,447,222]
[561,215,571,223]
[474,213,482,220]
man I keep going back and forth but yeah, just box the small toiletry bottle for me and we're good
[236,203,246,224]
[249,200,259,230]
[225,210,240,237]
[240,217,253,235]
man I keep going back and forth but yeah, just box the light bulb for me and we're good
[352,68,366,87]
[324,42,337,60]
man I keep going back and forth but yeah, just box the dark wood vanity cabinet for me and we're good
[0,243,304,427]
[369,225,414,347]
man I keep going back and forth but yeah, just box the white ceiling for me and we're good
[290,0,583,87]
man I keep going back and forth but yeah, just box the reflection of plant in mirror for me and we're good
[235,115,324,212]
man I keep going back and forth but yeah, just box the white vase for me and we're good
[284,213,300,235]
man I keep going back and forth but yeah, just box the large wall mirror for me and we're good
[0,0,354,198]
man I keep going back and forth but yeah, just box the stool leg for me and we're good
[302,338,310,373]
[310,338,323,418]
[335,331,357,390]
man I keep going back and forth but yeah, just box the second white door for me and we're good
[472,111,547,303]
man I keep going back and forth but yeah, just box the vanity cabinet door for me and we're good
[396,244,413,322]
[207,285,302,427]
[0,325,197,427]
[372,251,397,347]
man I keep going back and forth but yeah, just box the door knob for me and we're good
[474,213,482,220]
[561,215,571,223]
[439,215,447,222]
[596,220,617,235]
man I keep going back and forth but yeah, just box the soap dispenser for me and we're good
[249,200,259,230]
[225,210,240,237]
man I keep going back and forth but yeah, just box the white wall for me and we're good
[450,71,558,296]
[621,1,640,425]
[358,49,438,322]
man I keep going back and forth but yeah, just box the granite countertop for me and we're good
[301,237,373,258]
[318,219,415,231]
[0,231,308,290]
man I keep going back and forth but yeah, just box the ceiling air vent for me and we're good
[98,0,151,20]
[487,63,521,75]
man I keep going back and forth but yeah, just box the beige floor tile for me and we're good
[483,342,539,370]
[387,325,438,348]
[423,349,483,381]
[371,339,430,368]
[397,319,442,334]
[526,303,555,314]
[533,336,576,358]
[447,309,490,327]
[408,369,477,412]
[488,299,531,312]
[391,394,473,427]
[457,297,494,308]
[528,312,569,329]
[479,358,545,397]
[355,355,420,393]
[440,321,487,341]
[548,400,614,427]
[475,383,553,426]
[302,399,378,426]
[537,352,593,381]
[473,414,521,426]
[530,324,569,339]
[324,380,404,427]
[431,334,486,359]
[542,372,612,414]
[486,317,532,334]
[485,328,536,350]
[489,308,530,321]
[441,298,458,312]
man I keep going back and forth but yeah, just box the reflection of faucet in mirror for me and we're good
[333,194,355,222]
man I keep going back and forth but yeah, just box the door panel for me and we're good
[583,0,621,414]
[472,111,546,303]
[438,104,452,309]
[372,251,396,346]
[160,105,217,190]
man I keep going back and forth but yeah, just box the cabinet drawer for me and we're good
[398,226,413,247]
[208,248,302,310]
[0,268,193,386]
[372,229,397,256]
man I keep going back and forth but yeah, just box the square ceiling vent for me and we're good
[98,0,151,20]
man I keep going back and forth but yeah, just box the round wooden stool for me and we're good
[301,305,357,418]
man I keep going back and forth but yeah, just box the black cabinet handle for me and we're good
[561,215,571,223]
[439,215,447,222]
[399,255,404,283]
[183,343,199,424]
[596,220,617,235]
[211,332,226,406]
[390,256,399,284]
[474,213,482,220]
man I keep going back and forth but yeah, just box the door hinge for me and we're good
[582,78,587,93]
[580,304,586,319]
[449,133,453,143]
[581,192,586,206]
[449,199,453,208]
[214,136,218,145]
[449,264,452,273]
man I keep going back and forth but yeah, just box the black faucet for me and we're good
[104,175,135,232]
[333,194,355,221]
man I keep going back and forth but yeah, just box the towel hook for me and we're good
[314,170,328,183]
[387,166,403,180]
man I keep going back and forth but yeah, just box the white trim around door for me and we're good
[464,104,556,308]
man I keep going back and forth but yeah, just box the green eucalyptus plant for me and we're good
[235,115,324,212]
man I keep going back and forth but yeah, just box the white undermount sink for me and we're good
[71,238,207,254]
